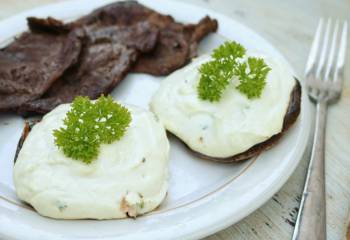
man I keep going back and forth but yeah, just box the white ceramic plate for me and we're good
[0,0,311,239]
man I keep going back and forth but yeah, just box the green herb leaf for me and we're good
[197,41,271,101]
[212,41,246,61]
[198,60,234,102]
[53,96,131,164]
[235,57,271,99]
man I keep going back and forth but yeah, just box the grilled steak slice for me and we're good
[19,41,138,114]
[23,1,217,79]
[28,16,159,53]
[0,30,81,111]
[184,16,220,58]
[74,1,218,75]
[131,22,190,75]
[8,1,216,114]
[85,21,159,53]
[185,80,302,163]
[74,1,154,26]
[19,20,158,114]
[132,15,218,75]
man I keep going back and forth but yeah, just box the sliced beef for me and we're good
[132,29,189,75]
[85,21,159,53]
[19,21,159,114]
[5,1,217,114]
[27,16,159,53]
[132,15,217,75]
[0,30,81,111]
[74,1,218,75]
[183,16,220,58]
[74,1,154,26]
[28,2,218,76]
[19,41,138,114]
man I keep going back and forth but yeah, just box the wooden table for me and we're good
[1,0,350,239]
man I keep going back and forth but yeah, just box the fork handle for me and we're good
[292,102,327,240]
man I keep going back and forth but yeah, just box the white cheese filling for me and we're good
[14,103,169,219]
[150,52,296,158]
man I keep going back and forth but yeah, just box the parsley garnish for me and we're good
[197,41,271,101]
[53,96,131,164]
[235,57,270,99]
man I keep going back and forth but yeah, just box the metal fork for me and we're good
[292,19,348,240]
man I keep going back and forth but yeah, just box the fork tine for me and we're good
[305,19,324,76]
[324,19,339,81]
[334,21,348,80]
[316,18,332,79]
[305,18,347,103]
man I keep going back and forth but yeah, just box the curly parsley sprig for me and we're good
[235,57,270,99]
[197,41,271,101]
[53,96,131,164]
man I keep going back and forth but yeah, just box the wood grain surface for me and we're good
[0,0,349,239]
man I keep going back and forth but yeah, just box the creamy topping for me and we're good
[14,103,169,219]
[150,52,296,158]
